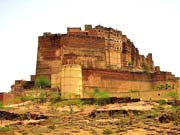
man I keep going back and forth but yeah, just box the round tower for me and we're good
[61,64,83,99]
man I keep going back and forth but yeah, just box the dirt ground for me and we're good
[0,100,180,135]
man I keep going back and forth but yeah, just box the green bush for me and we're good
[128,61,134,67]
[158,100,167,105]
[0,126,10,132]
[147,110,160,118]
[21,95,35,102]
[170,106,180,126]
[38,91,48,103]
[93,87,110,105]
[90,128,98,134]
[59,99,83,106]
[50,92,61,103]
[167,91,178,100]
[156,84,163,90]
[170,106,180,112]
[35,76,51,88]
[165,83,171,90]
[102,128,113,135]
[96,98,110,106]
[0,102,4,109]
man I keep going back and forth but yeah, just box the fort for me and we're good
[11,24,180,100]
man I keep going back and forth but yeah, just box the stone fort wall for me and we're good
[82,69,178,97]
[36,24,156,79]
[31,25,180,99]
[0,93,14,104]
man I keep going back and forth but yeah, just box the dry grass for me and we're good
[1,94,180,135]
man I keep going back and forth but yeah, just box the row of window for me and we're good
[98,30,121,36]
[105,38,122,43]
[106,45,122,50]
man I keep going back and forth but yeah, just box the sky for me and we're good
[0,0,180,92]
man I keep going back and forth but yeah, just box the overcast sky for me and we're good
[0,0,180,92]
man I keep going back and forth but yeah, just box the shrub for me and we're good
[170,105,180,112]
[128,61,134,67]
[50,92,61,103]
[167,91,178,100]
[102,128,113,135]
[90,128,98,134]
[0,126,10,132]
[170,106,180,126]
[0,102,4,109]
[156,84,163,90]
[147,110,160,118]
[38,91,48,103]
[165,83,171,90]
[93,87,110,105]
[59,99,83,106]
[35,76,51,88]
[21,95,35,102]
[158,100,167,105]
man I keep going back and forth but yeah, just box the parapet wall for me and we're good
[82,69,152,94]
[82,69,178,97]
[60,34,105,49]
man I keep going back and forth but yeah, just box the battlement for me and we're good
[95,25,122,35]
[65,33,104,39]
[67,27,81,33]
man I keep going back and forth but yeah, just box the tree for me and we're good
[35,76,51,88]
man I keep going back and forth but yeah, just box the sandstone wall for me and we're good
[60,34,106,69]
[109,89,179,100]
[82,69,178,98]
[93,25,154,71]
[35,25,178,98]
[0,93,14,104]
[36,25,156,82]
[36,34,62,86]
[82,69,152,94]
[36,34,61,78]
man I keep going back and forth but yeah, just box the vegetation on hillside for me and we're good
[93,87,110,105]
[167,91,178,100]
[35,76,51,88]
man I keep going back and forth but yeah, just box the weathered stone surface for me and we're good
[0,92,14,104]
[12,24,180,99]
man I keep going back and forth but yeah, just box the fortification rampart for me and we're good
[82,69,177,96]
[12,24,180,100]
